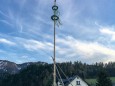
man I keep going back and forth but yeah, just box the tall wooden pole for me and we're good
[53,17,56,86]
[51,0,59,86]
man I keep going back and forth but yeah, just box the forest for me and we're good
[0,61,115,86]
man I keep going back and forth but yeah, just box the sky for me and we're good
[0,0,115,64]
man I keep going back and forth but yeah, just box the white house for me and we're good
[57,76,89,86]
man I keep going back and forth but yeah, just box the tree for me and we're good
[96,70,112,86]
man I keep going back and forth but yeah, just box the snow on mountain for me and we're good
[0,60,47,74]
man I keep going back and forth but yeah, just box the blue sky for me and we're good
[0,0,115,64]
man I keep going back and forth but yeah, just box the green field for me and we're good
[85,77,115,86]
[85,78,96,85]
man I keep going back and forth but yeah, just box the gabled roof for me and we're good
[58,76,80,86]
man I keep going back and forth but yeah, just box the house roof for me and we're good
[58,76,79,86]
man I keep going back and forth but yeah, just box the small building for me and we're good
[57,76,89,86]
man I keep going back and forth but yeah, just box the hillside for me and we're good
[0,60,115,86]
[0,60,47,74]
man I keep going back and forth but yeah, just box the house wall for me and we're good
[57,76,88,86]
[68,77,88,86]
[58,82,63,86]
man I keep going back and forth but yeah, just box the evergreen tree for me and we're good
[96,70,112,86]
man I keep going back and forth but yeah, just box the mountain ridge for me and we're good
[0,60,47,74]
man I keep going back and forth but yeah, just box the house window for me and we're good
[59,83,62,85]
[76,81,80,85]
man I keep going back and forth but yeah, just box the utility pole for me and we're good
[51,0,59,86]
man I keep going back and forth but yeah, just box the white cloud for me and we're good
[0,38,16,45]
[75,41,115,58]
[100,28,115,35]
[21,55,29,59]
[100,27,115,41]
[22,39,53,51]
[55,36,115,63]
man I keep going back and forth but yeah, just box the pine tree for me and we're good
[96,70,112,86]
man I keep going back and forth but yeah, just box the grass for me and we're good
[85,78,96,85]
[85,77,115,85]
[110,77,115,83]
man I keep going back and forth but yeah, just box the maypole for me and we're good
[51,0,59,86]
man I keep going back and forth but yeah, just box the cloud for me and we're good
[22,39,53,51]
[14,35,115,63]
[55,36,115,63]
[0,10,14,27]
[0,10,9,18]
[0,0,115,64]
[0,20,13,26]
[75,41,115,58]
[100,27,115,41]
[0,38,16,45]
[100,28,115,35]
